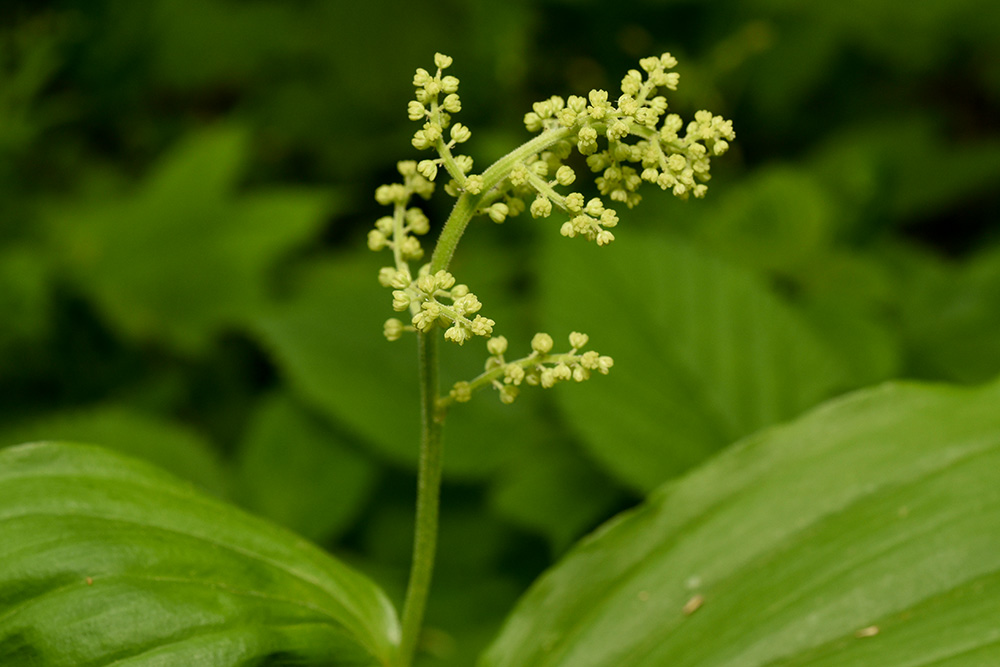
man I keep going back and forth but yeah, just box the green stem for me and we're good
[399,331,444,667]
[398,124,576,665]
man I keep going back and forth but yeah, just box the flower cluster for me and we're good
[449,332,614,405]
[493,53,734,246]
[369,52,731,404]
[407,52,479,195]
[383,267,494,345]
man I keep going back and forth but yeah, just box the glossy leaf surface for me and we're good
[482,378,1000,666]
[0,442,399,666]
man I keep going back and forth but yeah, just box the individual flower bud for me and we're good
[384,318,405,341]
[416,273,437,294]
[498,384,519,404]
[400,236,424,259]
[509,163,529,186]
[367,229,388,251]
[465,175,484,194]
[434,52,453,69]
[412,130,432,150]
[572,366,590,382]
[560,221,576,238]
[488,202,509,223]
[503,364,525,385]
[553,363,572,381]
[530,195,552,219]
[413,68,433,87]
[540,368,557,388]
[451,283,470,298]
[442,93,461,113]
[555,165,576,185]
[569,332,589,349]
[378,267,397,287]
[564,192,585,212]
[434,270,456,289]
[597,355,614,373]
[580,350,600,369]
[375,216,394,234]
[445,323,471,345]
[408,101,426,121]
[375,183,407,205]
[453,293,482,315]
[417,159,438,180]
[531,332,554,354]
[455,154,473,173]
[390,271,411,289]
[596,229,615,246]
[406,208,430,234]
[450,123,471,143]
[440,75,460,93]
[392,290,411,311]
[451,381,472,402]
[470,315,495,336]
[487,336,508,356]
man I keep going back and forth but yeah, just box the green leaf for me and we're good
[46,125,335,353]
[0,405,228,497]
[235,393,378,543]
[488,436,626,556]
[540,230,846,491]
[0,442,399,666]
[480,377,1000,667]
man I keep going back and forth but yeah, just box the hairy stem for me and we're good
[399,331,444,666]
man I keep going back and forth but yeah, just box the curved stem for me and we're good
[399,331,445,667]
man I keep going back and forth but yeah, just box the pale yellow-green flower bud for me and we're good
[408,101,426,121]
[488,202,509,223]
[434,53,453,70]
[531,332,554,354]
[487,336,508,356]
[569,332,589,349]
[530,196,552,219]
[555,165,576,186]
[367,229,388,251]
[450,123,471,143]
[451,381,472,402]
[384,318,405,341]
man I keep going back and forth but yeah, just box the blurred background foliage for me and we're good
[2,0,999,664]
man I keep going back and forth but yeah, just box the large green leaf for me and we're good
[480,377,1000,666]
[540,230,847,491]
[0,442,399,666]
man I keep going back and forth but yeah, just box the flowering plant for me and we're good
[370,51,733,666]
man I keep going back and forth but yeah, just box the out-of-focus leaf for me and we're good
[0,405,227,496]
[235,393,377,543]
[540,230,845,491]
[489,437,625,555]
[696,166,835,274]
[0,442,399,666]
[46,125,335,353]
[888,242,1000,383]
[251,251,541,479]
[481,377,1000,667]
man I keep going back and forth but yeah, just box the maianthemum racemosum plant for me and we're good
[368,52,734,666]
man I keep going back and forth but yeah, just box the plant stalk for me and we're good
[399,331,444,666]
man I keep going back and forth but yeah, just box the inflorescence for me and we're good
[369,52,733,404]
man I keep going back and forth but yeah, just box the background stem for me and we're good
[399,331,444,666]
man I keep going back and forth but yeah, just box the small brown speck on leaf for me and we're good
[85,577,93,585]
[682,594,704,615]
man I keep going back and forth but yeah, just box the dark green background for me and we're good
[2,1,999,664]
